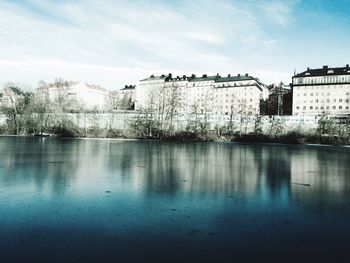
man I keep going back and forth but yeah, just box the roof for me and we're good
[294,65,350,78]
[216,74,254,82]
[140,74,171,82]
[120,85,135,91]
[214,83,263,91]
[188,74,219,82]
[140,73,264,85]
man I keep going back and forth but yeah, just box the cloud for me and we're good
[0,0,301,88]
[261,1,298,27]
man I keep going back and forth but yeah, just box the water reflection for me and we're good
[1,137,350,209]
[1,137,350,261]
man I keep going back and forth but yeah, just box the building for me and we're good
[111,85,135,110]
[135,73,268,115]
[37,81,108,110]
[135,74,172,111]
[263,83,292,115]
[213,74,268,115]
[292,65,350,115]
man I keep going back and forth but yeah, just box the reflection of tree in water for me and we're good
[290,147,350,213]
[3,137,349,212]
[0,137,77,194]
[142,142,180,195]
[260,145,291,200]
[120,142,293,199]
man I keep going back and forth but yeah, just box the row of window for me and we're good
[296,92,350,96]
[296,105,350,110]
[297,99,350,103]
[296,75,350,84]
[294,85,350,90]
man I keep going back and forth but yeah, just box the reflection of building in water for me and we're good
[124,143,292,201]
[290,148,350,210]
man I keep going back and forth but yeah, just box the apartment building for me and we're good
[292,65,350,115]
[37,81,108,110]
[135,73,268,115]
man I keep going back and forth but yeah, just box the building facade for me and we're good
[37,81,108,110]
[111,85,135,110]
[292,65,350,115]
[135,73,268,115]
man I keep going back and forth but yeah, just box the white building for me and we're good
[135,74,171,111]
[292,65,350,115]
[37,81,108,110]
[135,73,268,115]
[213,74,268,115]
[117,85,135,101]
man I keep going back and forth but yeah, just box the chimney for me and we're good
[191,74,196,78]
[238,73,241,77]
[216,73,219,76]
[323,65,328,70]
[228,74,231,77]
[245,73,248,77]
[307,67,310,71]
[125,85,127,88]
[168,73,172,79]
[346,64,349,68]
[203,74,207,78]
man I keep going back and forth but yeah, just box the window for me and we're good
[339,99,342,102]
[315,99,319,103]
[310,106,313,109]
[296,106,300,110]
[333,106,336,109]
[339,106,343,109]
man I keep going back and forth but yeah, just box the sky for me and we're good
[1,0,350,90]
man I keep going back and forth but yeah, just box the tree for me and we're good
[0,83,33,134]
[163,84,182,135]
[119,94,134,110]
[105,93,119,131]
[129,91,159,138]
[24,92,52,134]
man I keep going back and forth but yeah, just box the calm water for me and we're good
[0,137,350,262]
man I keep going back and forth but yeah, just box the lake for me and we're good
[0,137,350,262]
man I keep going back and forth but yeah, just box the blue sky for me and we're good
[0,0,350,90]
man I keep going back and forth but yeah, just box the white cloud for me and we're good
[0,0,300,89]
[261,1,297,27]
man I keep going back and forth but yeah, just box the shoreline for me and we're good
[1,134,349,148]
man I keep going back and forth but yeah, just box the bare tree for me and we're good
[0,83,32,134]
[105,92,119,131]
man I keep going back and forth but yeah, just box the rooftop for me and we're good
[215,74,254,82]
[140,73,260,83]
[120,85,136,91]
[294,65,350,78]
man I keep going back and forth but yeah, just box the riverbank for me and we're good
[1,130,349,146]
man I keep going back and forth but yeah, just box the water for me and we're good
[0,137,350,262]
